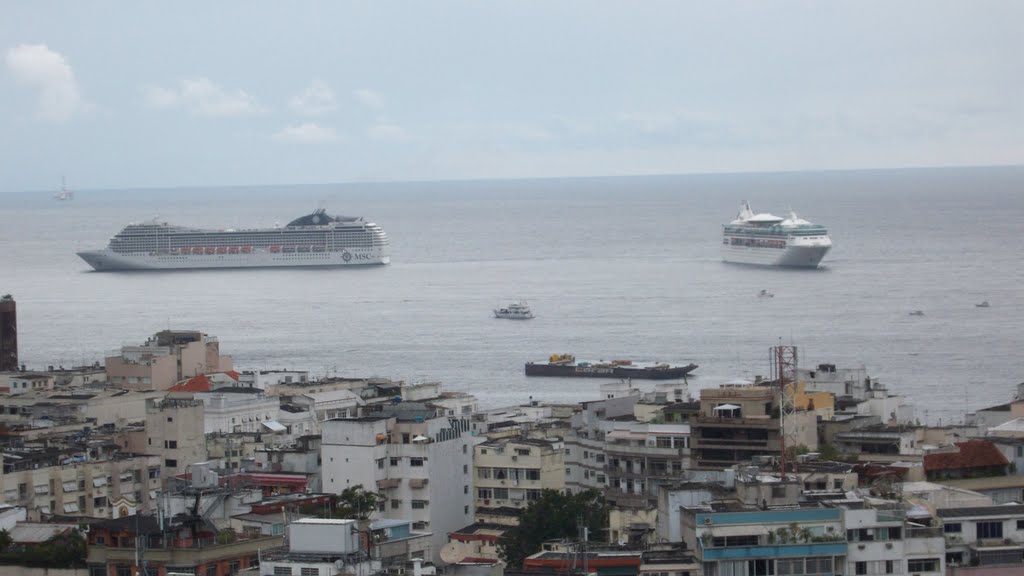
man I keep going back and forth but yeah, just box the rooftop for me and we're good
[923,440,1009,472]
[938,504,1024,519]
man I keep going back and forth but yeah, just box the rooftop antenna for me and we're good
[771,341,798,479]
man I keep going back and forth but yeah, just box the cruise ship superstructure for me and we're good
[722,201,832,268]
[77,209,390,271]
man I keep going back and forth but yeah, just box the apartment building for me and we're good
[474,437,564,525]
[1,446,160,519]
[322,405,479,563]
[106,330,232,391]
[686,507,847,576]
[844,507,945,576]
[145,398,208,479]
[690,384,816,470]
[939,504,1024,572]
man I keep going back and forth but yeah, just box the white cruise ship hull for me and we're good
[78,247,389,271]
[721,239,831,268]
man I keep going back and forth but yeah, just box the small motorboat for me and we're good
[976,301,990,308]
[494,301,534,320]
[909,310,925,316]
[757,289,774,298]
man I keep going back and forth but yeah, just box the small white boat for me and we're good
[494,301,534,320]
[976,301,990,308]
[909,310,925,316]
[757,289,774,298]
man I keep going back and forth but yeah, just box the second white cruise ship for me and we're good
[722,201,832,268]
[78,209,390,271]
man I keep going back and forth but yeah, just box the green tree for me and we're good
[0,529,11,553]
[337,485,385,520]
[498,489,607,568]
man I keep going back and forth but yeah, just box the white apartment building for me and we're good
[322,407,480,563]
[238,369,309,390]
[194,388,282,434]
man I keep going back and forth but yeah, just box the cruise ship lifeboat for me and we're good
[241,245,253,254]
[216,246,227,254]
[270,245,281,253]
[205,247,216,255]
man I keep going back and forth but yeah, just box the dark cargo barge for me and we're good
[525,354,698,380]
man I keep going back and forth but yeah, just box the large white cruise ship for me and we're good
[722,201,832,268]
[78,209,390,271]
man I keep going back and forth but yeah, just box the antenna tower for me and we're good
[770,344,798,478]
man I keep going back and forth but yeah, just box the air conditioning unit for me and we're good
[703,517,713,525]
[511,455,518,461]
[885,543,893,549]
[484,499,490,505]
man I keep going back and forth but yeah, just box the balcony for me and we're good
[693,416,776,428]
[700,541,847,561]
[87,536,283,566]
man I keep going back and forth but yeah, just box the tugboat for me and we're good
[976,301,990,308]
[757,289,774,298]
[526,354,698,380]
[909,310,925,316]
[494,301,534,320]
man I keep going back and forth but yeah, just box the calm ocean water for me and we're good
[1,166,1022,424]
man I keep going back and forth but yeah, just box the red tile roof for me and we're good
[168,373,211,393]
[924,440,1009,472]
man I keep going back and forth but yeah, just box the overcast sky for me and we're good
[1,1,1021,192]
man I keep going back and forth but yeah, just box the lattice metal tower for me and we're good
[770,344,798,477]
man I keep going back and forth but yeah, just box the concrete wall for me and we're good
[0,568,89,576]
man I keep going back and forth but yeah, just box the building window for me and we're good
[391,500,401,509]
[464,505,469,514]
[944,522,962,533]
[946,552,964,566]
[464,485,468,494]
[410,458,424,467]
[855,561,867,575]
[977,521,1004,539]
[526,469,540,480]
[167,417,173,422]
[165,459,177,468]
[301,569,320,576]
[390,457,399,466]
[1017,519,1024,530]
[771,485,786,498]
[478,468,492,479]
[274,568,292,576]
[117,566,133,576]
[376,459,385,469]
[411,500,428,509]
[907,559,939,572]
[516,448,530,456]
[477,488,492,499]
[747,559,773,576]
[885,560,894,574]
